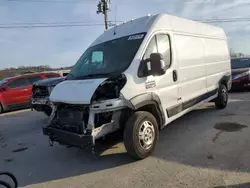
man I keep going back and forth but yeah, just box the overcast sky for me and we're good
[0,0,250,69]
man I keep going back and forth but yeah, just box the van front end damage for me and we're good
[43,74,129,151]
[43,98,127,149]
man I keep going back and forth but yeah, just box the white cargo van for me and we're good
[43,14,231,159]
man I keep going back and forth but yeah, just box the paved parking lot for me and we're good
[1,92,250,188]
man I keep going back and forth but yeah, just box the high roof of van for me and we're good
[91,13,227,47]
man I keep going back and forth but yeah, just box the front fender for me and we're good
[129,92,166,126]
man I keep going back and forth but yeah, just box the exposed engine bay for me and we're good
[43,74,130,148]
[91,74,127,102]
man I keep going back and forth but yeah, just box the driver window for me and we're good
[138,36,157,77]
[139,34,171,78]
[143,36,157,60]
[156,34,171,68]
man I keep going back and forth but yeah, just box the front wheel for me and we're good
[123,111,159,160]
[215,84,228,109]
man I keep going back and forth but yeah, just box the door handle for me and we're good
[173,70,178,82]
[23,89,28,91]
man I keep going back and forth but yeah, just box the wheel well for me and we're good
[137,103,162,128]
[220,75,230,90]
[220,80,228,89]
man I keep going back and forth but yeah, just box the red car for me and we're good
[231,57,250,89]
[0,72,61,113]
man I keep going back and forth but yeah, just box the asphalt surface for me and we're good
[1,92,250,188]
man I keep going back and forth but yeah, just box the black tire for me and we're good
[215,84,228,109]
[123,111,159,160]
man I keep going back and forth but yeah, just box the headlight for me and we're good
[233,71,249,80]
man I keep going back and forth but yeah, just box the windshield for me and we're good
[231,58,250,69]
[68,33,146,79]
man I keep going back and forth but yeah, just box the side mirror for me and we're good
[148,53,167,76]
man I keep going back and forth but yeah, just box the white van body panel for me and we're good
[204,38,231,91]
[174,34,207,103]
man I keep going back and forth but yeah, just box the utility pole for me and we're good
[97,0,110,31]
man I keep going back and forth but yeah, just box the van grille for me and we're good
[53,104,89,134]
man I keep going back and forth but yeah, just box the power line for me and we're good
[1,17,250,29]
[203,20,250,23]
[0,20,123,25]
[4,0,93,3]
[197,17,250,21]
[0,23,106,29]
[196,17,250,23]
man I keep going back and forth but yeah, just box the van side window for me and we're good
[156,34,171,68]
[143,36,157,60]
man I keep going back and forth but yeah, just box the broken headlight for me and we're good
[92,74,127,102]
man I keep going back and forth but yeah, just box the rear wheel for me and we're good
[123,111,159,160]
[215,84,228,109]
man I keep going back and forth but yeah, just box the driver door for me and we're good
[142,33,181,119]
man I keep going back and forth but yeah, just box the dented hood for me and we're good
[49,78,107,104]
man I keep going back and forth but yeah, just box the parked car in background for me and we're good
[0,72,61,113]
[31,76,65,116]
[231,57,250,89]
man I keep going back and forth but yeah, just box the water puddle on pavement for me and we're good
[212,122,248,143]
[214,122,248,132]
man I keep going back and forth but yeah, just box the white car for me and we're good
[43,13,231,159]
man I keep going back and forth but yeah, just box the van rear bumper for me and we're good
[43,126,93,147]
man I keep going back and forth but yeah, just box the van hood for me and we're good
[49,78,108,104]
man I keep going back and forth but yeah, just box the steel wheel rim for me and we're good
[222,89,228,103]
[138,120,155,150]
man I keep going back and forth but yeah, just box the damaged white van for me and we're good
[43,13,231,159]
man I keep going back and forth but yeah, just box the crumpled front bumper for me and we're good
[43,126,94,147]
